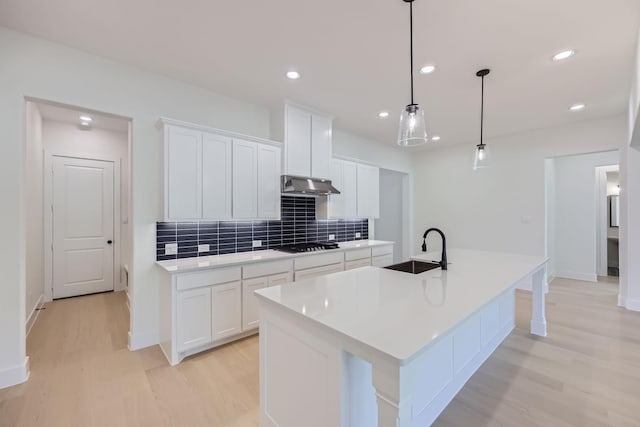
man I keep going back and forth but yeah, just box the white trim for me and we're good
[555,271,598,282]
[156,117,282,148]
[44,151,121,301]
[0,357,29,390]
[623,296,640,311]
[25,294,44,336]
[128,329,160,351]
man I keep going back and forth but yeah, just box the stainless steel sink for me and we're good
[384,260,441,274]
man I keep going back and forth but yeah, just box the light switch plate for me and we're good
[198,244,210,253]
[252,240,262,248]
[165,243,178,255]
[328,234,335,241]
[355,232,361,238]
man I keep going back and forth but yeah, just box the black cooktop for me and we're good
[275,242,340,253]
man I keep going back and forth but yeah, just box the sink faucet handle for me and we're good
[421,238,427,252]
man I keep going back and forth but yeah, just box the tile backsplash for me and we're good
[156,196,369,261]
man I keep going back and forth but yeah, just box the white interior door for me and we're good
[52,156,114,299]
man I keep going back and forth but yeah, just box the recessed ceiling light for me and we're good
[419,65,436,74]
[286,70,301,80]
[553,49,575,61]
[378,111,390,118]
[79,115,93,122]
[431,135,441,141]
[569,103,586,111]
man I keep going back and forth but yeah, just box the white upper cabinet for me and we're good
[257,144,282,219]
[320,159,367,219]
[311,114,332,180]
[356,163,380,218]
[285,105,312,177]
[202,132,232,220]
[283,104,333,180]
[342,161,358,218]
[161,119,282,221]
[166,125,202,220]
[232,139,258,219]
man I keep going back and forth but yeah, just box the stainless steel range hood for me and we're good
[281,175,340,196]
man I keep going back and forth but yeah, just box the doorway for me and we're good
[544,150,619,285]
[375,168,410,263]
[24,99,131,330]
[596,166,620,278]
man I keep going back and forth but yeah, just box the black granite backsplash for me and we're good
[156,196,369,261]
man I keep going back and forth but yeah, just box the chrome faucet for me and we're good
[422,228,448,270]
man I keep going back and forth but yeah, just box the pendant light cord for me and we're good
[480,74,484,146]
[409,1,415,105]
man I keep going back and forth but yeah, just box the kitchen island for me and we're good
[255,249,548,427]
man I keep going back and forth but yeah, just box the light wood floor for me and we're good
[1,278,639,427]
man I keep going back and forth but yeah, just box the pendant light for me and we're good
[397,0,428,147]
[474,68,491,170]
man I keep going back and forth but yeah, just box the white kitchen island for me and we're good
[255,249,548,427]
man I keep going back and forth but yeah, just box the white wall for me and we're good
[630,29,640,148]
[41,119,130,292]
[552,151,619,282]
[375,169,406,263]
[24,102,43,329]
[0,26,271,386]
[544,159,556,278]
[411,115,627,259]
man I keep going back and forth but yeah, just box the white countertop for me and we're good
[255,249,547,364]
[155,240,394,273]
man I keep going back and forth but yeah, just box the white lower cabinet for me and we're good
[242,276,270,331]
[295,262,344,281]
[372,254,394,267]
[345,258,371,271]
[177,287,212,352]
[211,281,242,340]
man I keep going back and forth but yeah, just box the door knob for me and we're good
[107,240,113,244]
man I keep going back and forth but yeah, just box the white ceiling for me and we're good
[36,102,130,133]
[3,0,639,148]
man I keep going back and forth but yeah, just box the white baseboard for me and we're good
[622,296,640,312]
[26,294,44,336]
[555,271,598,282]
[0,357,29,389]
[128,329,159,351]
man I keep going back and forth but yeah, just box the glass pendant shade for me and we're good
[473,144,491,170]
[397,104,428,146]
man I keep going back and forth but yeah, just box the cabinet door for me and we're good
[177,287,212,352]
[268,271,294,287]
[166,126,201,219]
[328,160,344,218]
[232,139,258,219]
[311,114,332,180]
[257,144,281,219]
[202,132,232,220]
[285,105,312,177]
[242,276,270,331]
[211,281,242,340]
[342,161,358,218]
[356,164,380,218]
[371,254,394,268]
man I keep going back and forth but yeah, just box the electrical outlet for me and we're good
[328,234,335,241]
[165,243,178,255]
[198,244,210,253]
[355,232,361,238]
[252,240,262,248]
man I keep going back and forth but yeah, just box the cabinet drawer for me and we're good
[345,258,371,271]
[295,262,344,281]
[268,272,294,287]
[294,251,344,270]
[344,248,372,261]
[242,259,293,279]
[371,254,393,268]
[176,267,241,291]
[372,245,394,257]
